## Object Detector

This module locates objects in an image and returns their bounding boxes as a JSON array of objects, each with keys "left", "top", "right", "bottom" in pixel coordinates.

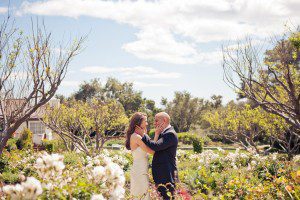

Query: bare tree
[
  {"left": 0, "top": 14, "right": 85, "bottom": 154},
  {"left": 222, "top": 30, "right": 300, "bottom": 136}
]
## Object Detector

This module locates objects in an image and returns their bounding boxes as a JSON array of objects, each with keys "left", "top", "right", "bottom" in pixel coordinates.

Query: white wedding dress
[{"left": 130, "top": 139, "right": 150, "bottom": 200}]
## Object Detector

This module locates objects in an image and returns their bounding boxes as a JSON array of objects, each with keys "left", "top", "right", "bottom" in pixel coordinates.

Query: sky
[{"left": 0, "top": 0, "right": 299, "bottom": 105}]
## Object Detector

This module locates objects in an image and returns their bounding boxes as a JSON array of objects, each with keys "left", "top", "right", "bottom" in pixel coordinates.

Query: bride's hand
[{"left": 155, "top": 124, "right": 164, "bottom": 135}]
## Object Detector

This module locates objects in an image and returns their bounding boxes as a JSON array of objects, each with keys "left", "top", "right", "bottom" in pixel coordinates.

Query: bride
[{"left": 125, "top": 112, "right": 158, "bottom": 200}]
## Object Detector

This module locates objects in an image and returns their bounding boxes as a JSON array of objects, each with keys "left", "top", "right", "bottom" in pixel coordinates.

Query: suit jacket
[{"left": 142, "top": 126, "right": 178, "bottom": 185}]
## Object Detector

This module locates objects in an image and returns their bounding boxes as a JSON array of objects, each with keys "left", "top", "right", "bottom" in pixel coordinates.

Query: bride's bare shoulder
[{"left": 131, "top": 133, "right": 142, "bottom": 140}]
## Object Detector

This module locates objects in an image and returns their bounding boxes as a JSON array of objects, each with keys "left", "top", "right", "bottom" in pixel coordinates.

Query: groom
[{"left": 137, "top": 112, "right": 178, "bottom": 200}]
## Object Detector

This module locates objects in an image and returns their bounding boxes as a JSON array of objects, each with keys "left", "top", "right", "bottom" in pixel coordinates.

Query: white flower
[
  {"left": 35, "top": 152, "right": 65, "bottom": 180},
  {"left": 271, "top": 153, "right": 278, "bottom": 161},
  {"left": 21, "top": 177, "right": 43, "bottom": 200},
  {"left": 247, "top": 164, "right": 252, "bottom": 170},
  {"left": 251, "top": 160, "right": 257, "bottom": 166},
  {"left": 217, "top": 147, "right": 225, "bottom": 153},
  {"left": 293, "top": 155, "right": 300, "bottom": 163},
  {"left": 91, "top": 194, "right": 106, "bottom": 200},
  {"left": 92, "top": 166, "right": 106, "bottom": 183},
  {"left": 2, "top": 177, "right": 42, "bottom": 200},
  {"left": 53, "top": 162, "right": 65, "bottom": 171},
  {"left": 44, "top": 183, "right": 54, "bottom": 190},
  {"left": 110, "top": 186, "right": 125, "bottom": 200},
  {"left": 2, "top": 185, "right": 15, "bottom": 195}
]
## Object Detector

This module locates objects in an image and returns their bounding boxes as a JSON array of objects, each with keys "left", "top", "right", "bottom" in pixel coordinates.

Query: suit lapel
[{"left": 159, "top": 126, "right": 173, "bottom": 139}]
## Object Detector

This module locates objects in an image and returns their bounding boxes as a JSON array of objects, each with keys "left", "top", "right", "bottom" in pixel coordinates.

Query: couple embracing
[{"left": 125, "top": 112, "right": 178, "bottom": 200}]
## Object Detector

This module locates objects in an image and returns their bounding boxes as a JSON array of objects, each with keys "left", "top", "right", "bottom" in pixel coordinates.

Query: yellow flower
[
  {"left": 285, "top": 185, "right": 293, "bottom": 192},
  {"left": 296, "top": 170, "right": 300, "bottom": 178}
]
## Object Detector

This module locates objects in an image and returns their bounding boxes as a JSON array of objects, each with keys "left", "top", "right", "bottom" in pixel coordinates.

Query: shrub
[
  {"left": 201, "top": 136, "right": 211, "bottom": 145},
  {"left": 0, "top": 155, "right": 9, "bottom": 173},
  {"left": 193, "top": 138, "right": 203, "bottom": 153},
  {"left": 16, "top": 128, "right": 33, "bottom": 150},
  {"left": 106, "top": 139, "right": 125, "bottom": 147},
  {"left": 177, "top": 132, "right": 204, "bottom": 153},
  {"left": 6, "top": 138, "right": 18, "bottom": 152},
  {"left": 148, "top": 129, "right": 155, "bottom": 138},
  {"left": 0, "top": 171, "right": 20, "bottom": 184},
  {"left": 178, "top": 132, "right": 193, "bottom": 145},
  {"left": 42, "top": 139, "right": 56, "bottom": 153},
  {"left": 63, "top": 151, "right": 84, "bottom": 166}
]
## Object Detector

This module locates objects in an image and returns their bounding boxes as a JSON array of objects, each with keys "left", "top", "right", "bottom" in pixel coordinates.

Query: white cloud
[
  {"left": 81, "top": 66, "right": 115, "bottom": 73},
  {"left": 61, "top": 80, "right": 80, "bottom": 87},
  {"left": 18, "top": 0, "right": 300, "bottom": 64},
  {"left": 0, "top": 7, "right": 7, "bottom": 14},
  {"left": 80, "top": 66, "right": 181, "bottom": 79},
  {"left": 133, "top": 81, "right": 171, "bottom": 88},
  {"left": 122, "top": 27, "right": 204, "bottom": 64}
]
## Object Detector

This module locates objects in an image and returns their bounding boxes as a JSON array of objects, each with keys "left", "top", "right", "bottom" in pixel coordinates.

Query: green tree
[
  {"left": 43, "top": 99, "right": 128, "bottom": 154},
  {"left": 73, "top": 78, "right": 102, "bottom": 102},
  {"left": 223, "top": 29, "right": 300, "bottom": 135},
  {"left": 102, "top": 77, "right": 144, "bottom": 116},
  {"left": 165, "top": 91, "right": 210, "bottom": 132},
  {"left": 210, "top": 95, "right": 223, "bottom": 109},
  {"left": 72, "top": 78, "right": 150, "bottom": 117},
  {"left": 204, "top": 103, "right": 289, "bottom": 154}
]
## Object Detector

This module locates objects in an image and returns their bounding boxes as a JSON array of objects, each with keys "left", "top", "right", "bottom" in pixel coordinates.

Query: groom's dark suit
[{"left": 142, "top": 126, "right": 178, "bottom": 199}]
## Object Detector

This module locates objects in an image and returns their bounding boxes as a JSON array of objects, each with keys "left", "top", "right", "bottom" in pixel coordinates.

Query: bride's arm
[
  {"left": 134, "top": 135, "right": 154, "bottom": 154},
  {"left": 154, "top": 134, "right": 159, "bottom": 142}
]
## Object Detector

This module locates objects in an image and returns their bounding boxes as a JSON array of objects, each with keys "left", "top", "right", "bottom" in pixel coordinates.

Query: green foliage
[
  {"left": 224, "top": 29, "right": 300, "bottom": 132},
  {"left": 0, "top": 171, "right": 20, "bottom": 184},
  {"left": 103, "top": 78, "right": 144, "bottom": 116},
  {"left": 178, "top": 132, "right": 197, "bottom": 145},
  {"left": 164, "top": 91, "right": 212, "bottom": 132},
  {"left": 63, "top": 151, "right": 84, "bottom": 166},
  {"left": 204, "top": 103, "right": 289, "bottom": 153},
  {"left": 44, "top": 98, "right": 129, "bottom": 153},
  {"left": 177, "top": 132, "right": 204, "bottom": 153},
  {"left": 193, "top": 138, "right": 203, "bottom": 153},
  {"left": 6, "top": 138, "right": 18, "bottom": 152},
  {"left": 74, "top": 78, "right": 102, "bottom": 102},
  {"left": 72, "top": 78, "right": 158, "bottom": 118},
  {"left": 289, "top": 32, "right": 300, "bottom": 50},
  {"left": 178, "top": 150, "right": 300, "bottom": 199},
  {"left": 42, "top": 139, "right": 55, "bottom": 153},
  {"left": 148, "top": 129, "right": 155, "bottom": 138},
  {"left": 16, "top": 128, "right": 33, "bottom": 150},
  {"left": 106, "top": 139, "right": 125, "bottom": 147},
  {"left": 0, "top": 155, "right": 9, "bottom": 173}
]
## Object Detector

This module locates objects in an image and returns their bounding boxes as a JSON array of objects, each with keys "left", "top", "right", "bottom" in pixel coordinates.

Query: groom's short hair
[{"left": 156, "top": 112, "right": 170, "bottom": 124}]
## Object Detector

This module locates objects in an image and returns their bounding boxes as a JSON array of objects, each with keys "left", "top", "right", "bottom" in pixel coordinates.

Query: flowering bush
[
  {"left": 178, "top": 148, "right": 300, "bottom": 199},
  {"left": 2, "top": 177, "right": 42, "bottom": 200},
  {"left": 1, "top": 147, "right": 299, "bottom": 200},
  {"left": 1, "top": 151, "right": 126, "bottom": 200}
]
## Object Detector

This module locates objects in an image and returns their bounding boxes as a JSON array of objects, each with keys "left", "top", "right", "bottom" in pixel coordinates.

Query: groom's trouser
[{"left": 157, "top": 183, "right": 175, "bottom": 200}]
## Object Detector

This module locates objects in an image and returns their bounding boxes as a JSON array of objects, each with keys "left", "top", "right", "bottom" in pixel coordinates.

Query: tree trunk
[{"left": 0, "top": 129, "right": 13, "bottom": 154}]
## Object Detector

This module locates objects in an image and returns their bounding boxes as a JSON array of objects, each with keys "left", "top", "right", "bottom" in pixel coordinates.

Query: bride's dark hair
[{"left": 125, "top": 112, "right": 146, "bottom": 150}]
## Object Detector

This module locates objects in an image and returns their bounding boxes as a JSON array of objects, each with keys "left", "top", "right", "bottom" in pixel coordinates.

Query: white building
[{"left": 2, "top": 99, "right": 60, "bottom": 145}]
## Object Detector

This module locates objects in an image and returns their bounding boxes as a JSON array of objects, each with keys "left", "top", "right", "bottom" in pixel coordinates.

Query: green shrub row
[
  {"left": 148, "top": 130, "right": 204, "bottom": 153},
  {"left": 178, "top": 132, "right": 204, "bottom": 153},
  {"left": 5, "top": 128, "right": 33, "bottom": 152}
]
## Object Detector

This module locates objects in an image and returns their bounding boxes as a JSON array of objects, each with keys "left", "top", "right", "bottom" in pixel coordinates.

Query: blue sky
[{"left": 1, "top": 0, "right": 299, "bottom": 105}]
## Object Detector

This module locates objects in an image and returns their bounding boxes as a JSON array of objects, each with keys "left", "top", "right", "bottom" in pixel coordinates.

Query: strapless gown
[{"left": 130, "top": 146, "right": 150, "bottom": 200}]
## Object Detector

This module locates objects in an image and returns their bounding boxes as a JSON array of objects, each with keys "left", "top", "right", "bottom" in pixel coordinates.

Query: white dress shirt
[{"left": 162, "top": 124, "right": 171, "bottom": 133}]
